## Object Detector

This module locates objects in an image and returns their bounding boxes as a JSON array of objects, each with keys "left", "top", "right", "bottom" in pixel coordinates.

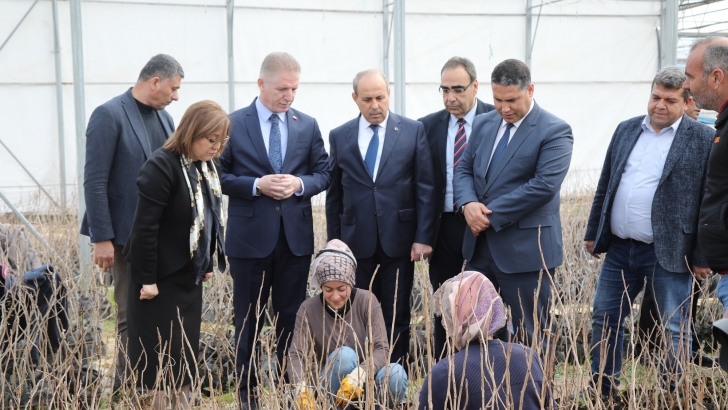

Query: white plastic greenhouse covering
[{"left": 0, "top": 0, "right": 662, "bottom": 210}]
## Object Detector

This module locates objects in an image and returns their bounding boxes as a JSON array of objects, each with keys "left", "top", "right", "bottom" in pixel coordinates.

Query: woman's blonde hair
[{"left": 163, "top": 100, "right": 230, "bottom": 158}]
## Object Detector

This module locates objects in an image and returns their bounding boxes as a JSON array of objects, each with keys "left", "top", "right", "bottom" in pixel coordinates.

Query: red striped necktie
[{"left": 453, "top": 118, "right": 467, "bottom": 211}]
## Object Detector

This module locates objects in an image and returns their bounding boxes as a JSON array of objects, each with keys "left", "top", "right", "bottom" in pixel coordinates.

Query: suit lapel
[
  {"left": 157, "top": 111, "right": 173, "bottom": 137},
  {"left": 121, "top": 90, "right": 152, "bottom": 158},
  {"left": 611, "top": 118, "right": 644, "bottom": 184},
  {"left": 658, "top": 115, "right": 690, "bottom": 188},
  {"left": 244, "top": 101, "right": 275, "bottom": 174},
  {"left": 282, "top": 109, "right": 299, "bottom": 172},
  {"left": 377, "top": 112, "right": 402, "bottom": 176},
  {"left": 435, "top": 111, "right": 450, "bottom": 181},
  {"left": 484, "top": 109, "right": 537, "bottom": 191},
  {"left": 476, "top": 116, "right": 500, "bottom": 181},
  {"left": 346, "top": 117, "right": 369, "bottom": 177}
]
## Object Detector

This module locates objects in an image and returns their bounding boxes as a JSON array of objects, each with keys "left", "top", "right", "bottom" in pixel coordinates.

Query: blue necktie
[
  {"left": 364, "top": 124, "right": 379, "bottom": 179},
  {"left": 487, "top": 122, "right": 514, "bottom": 181},
  {"left": 269, "top": 114, "right": 283, "bottom": 174}
]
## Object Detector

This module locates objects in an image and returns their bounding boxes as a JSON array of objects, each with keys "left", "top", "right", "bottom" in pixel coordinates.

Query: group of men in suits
[{"left": 84, "top": 46, "right": 728, "bottom": 406}]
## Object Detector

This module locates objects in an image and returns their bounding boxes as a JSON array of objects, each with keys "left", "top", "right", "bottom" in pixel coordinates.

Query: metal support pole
[
  {"left": 0, "top": 0, "right": 39, "bottom": 54},
  {"left": 0, "top": 191, "right": 62, "bottom": 263},
  {"left": 226, "top": 0, "right": 235, "bottom": 112},
  {"left": 525, "top": 0, "right": 533, "bottom": 69},
  {"left": 70, "top": 0, "right": 91, "bottom": 275},
  {"left": 660, "top": 0, "right": 679, "bottom": 67},
  {"left": 382, "top": 0, "right": 390, "bottom": 81},
  {"left": 52, "top": 0, "right": 66, "bottom": 210},
  {"left": 0, "top": 139, "right": 60, "bottom": 209},
  {"left": 393, "top": 0, "right": 405, "bottom": 115}
]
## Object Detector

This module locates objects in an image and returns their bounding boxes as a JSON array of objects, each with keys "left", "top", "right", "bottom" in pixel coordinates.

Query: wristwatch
[
  {"left": 458, "top": 203, "right": 470, "bottom": 214},
  {"left": 255, "top": 185, "right": 262, "bottom": 196}
]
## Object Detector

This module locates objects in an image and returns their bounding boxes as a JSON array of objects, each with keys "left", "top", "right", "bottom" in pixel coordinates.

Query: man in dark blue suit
[
  {"left": 80, "top": 54, "right": 183, "bottom": 390},
  {"left": 585, "top": 66, "right": 712, "bottom": 397},
  {"left": 454, "top": 59, "right": 573, "bottom": 347},
  {"left": 220, "top": 52, "right": 330, "bottom": 408},
  {"left": 418, "top": 56, "right": 494, "bottom": 360},
  {"left": 326, "top": 69, "right": 436, "bottom": 365}
]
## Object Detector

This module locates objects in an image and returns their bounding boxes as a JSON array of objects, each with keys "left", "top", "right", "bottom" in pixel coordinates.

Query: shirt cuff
[
  {"left": 252, "top": 177, "right": 260, "bottom": 196},
  {"left": 295, "top": 177, "right": 304, "bottom": 196}
]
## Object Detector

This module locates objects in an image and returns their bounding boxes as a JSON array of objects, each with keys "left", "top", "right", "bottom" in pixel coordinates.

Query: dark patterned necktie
[
  {"left": 364, "top": 124, "right": 379, "bottom": 179},
  {"left": 269, "top": 114, "right": 283, "bottom": 173},
  {"left": 453, "top": 118, "right": 467, "bottom": 169},
  {"left": 488, "top": 122, "right": 514, "bottom": 175}
]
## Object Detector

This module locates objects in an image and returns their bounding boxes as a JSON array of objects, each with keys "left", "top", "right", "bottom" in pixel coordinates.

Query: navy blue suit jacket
[
  {"left": 220, "top": 99, "right": 330, "bottom": 259},
  {"left": 454, "top": 102, "right": 573, "bottom": 273},
  {"left": 326, "top": 112, "right": 436, "bottom": 259},
  {"left": 80, "top": 89, "right": 174, "bottom": 245},
  {"left": 585, "top": 114, "right": 712, "bottom": 272}
]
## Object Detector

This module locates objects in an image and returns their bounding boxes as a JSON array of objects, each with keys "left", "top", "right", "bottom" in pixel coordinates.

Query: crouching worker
[
  {"left": 288, "top": 239, "right": 408, "bottom": 409},
  {"left": 418, "top": 271, "right": 554, "bottom": 410}
]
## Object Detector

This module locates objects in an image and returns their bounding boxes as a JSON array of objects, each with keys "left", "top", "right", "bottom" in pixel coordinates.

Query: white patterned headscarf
[
  {"left": 433, "top": 271, "right": 506, "bottom": 350},
  {"left": 311, "top": 239, "right": 357, "bottom": 288}
]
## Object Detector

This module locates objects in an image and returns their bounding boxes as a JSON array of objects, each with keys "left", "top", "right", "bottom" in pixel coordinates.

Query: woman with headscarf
[
  {"left": 418, "top": 271, "right": 553, "bottom": 410},
  {"left": 288, "top": 239, "right": 408, "bottom": 409},
  {"left": 124, "top": 100, "right": 228, "bottom": 409}
]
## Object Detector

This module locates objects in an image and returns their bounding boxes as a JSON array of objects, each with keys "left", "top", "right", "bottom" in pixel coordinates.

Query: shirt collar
[
  {"left": 359, "top": 111, "right": 389, "bottom": 131},
  {"left": 500, "top": 98, "right": 535, "bottom": 129},
  {"left": 720, "top": 99, "right": 728, "bottom": 114},
  {"left": 255, "top": 97, "right": 287, "bottom": 124},
  {"left": 449, "top": 101, "right": 478, "bottom": 128},
  {"left": 640, "top": 114, "right": 683, "bottom": 134}
]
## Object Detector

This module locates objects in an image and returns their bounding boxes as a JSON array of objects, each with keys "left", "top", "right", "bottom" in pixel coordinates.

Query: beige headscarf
[
  {"left": 433, "top": 271, "right": 506, "bottom": 350},
  {"left": 311, "top": 239, "right": 357, "bottom": 288}
]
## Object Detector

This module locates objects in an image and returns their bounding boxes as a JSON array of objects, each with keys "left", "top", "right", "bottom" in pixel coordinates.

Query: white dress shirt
[
  {"left": 444, "top": 103, "right": 477, "bottom": 212},
  {"left": 489, "top": 99, "right": 535, "bottom": 164},
  {"left": 610, "top": 115, "right": 682, "bottom": 243},
  {"left": 252, "top": 97, "right": 303, "bottom": 196},
  {"left": 358, "top": 113, "right": 389, "bottom": 182}
]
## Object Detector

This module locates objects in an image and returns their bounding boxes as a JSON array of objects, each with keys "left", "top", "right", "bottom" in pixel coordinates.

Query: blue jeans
[
  {"left": 717, "top": 275, "right": 728, "bottom": 315},
  {"left": 322, "top": 347, "right": 408, "bottom": 409},
  {"left": 590, "top": 237, "right": 692, "bottom": 394}
]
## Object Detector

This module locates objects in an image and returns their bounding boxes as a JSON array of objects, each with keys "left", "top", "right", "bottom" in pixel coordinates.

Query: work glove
[
  {"left": 293, "top": 382, "right": 315, "bottom": 410},
  {"left": 335, "top": 366, "right": 366, "bottom": 408}
]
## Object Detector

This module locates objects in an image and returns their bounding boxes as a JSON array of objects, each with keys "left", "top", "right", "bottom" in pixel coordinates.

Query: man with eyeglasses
[
  {"left": 220, "top": 52, "right": 330, "bottom": 410},
  {"left": 418, "top": 56, "right": 494, "bottom": 360},
  {"left": 454, "top": 59, "right": 573, "bottom": 347},
  {"left": 81, "top": 54, "right": 183, "bottom": 396}
]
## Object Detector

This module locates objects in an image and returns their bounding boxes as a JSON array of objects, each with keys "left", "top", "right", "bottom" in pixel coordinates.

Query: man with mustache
[
  {"left": 418, "top": 56, "right": 494, "bottom": 360},
  {"left": 326, "top": 69, "right": 436, "bottom": 366}
]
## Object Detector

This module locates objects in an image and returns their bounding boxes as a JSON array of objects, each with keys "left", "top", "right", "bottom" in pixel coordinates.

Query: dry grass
[{"left": 0, "top": 190, "right": 723, "bottom": 409}]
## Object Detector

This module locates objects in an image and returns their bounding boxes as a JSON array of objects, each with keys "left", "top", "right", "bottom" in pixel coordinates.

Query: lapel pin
[
  {"left": 394, "top": 126, "right": 399, "bottom": 131},
  {"left": 292, "top": 115, "right": 298, "bottom": 121}
]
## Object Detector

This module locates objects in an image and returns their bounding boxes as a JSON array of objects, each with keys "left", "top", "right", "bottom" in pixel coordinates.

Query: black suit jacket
[
  {"left": 418, "top": 99, "right": 495, "bottom": 241},
  {"left": 326, "top": 112, "right": 436, "bottom": 259}
]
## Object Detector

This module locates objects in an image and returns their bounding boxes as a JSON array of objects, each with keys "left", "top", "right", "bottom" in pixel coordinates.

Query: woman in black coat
[{"left": 124, "top": 100, "right": 228, "bottom": 409}]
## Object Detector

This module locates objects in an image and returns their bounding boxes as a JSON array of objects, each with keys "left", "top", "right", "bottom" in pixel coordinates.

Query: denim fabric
[
  {"left": 716, "top": 275, "right": 728, "bottom": 315},
  {"left": 322, "top": 346, "right": 408, "bottom": 409},
  {"left": 590, "top": 237, "right": 692, "bottom": 394}
]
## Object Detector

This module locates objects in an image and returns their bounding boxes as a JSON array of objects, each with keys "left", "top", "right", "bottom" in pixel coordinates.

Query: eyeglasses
[
  {"left": 439, "top": 80, "right": 474, "bottom": 95},
  {"left": 205, "top": 136, "right": 229, "bottom": 147}
]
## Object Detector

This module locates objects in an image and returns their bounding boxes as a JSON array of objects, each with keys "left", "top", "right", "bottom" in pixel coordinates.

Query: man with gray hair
[
  {"left": 418, "top": 56, "right": 494, "bottom": 360},
  {"left": 80, "top": 53, "right": 182, "bottom": 393},
  {"left": 221, "top": 51, "right": 329, "bottom": 409},
  {"left": 684, "top": 37, "right": 728, "bottom": 275},
  {"left": 584, "top": 66, "right": 713, "bottom": 400},
  {"left": 454, "top": 59, "right": 572, "bottom": 348}
]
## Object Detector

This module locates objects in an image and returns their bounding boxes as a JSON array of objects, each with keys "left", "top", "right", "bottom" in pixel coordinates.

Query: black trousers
[
  {"left": 356, "top": 238, "right": 414, "bottom": 365},
  {"left": 229, "top": 225, "right": 311, "bottom": 399},
  {"left": 429, "top": 213, "right": 468, "bottom": 360}
]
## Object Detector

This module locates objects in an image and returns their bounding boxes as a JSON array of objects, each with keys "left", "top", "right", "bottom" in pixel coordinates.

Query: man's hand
[
  {"left": 93, "top": 240, "right": 115, "bottom": 270},
  {"left": 584, "top": 240, "right": 601, "bottom": 259},
  {"left": 140, "top": 284, "right": 159, "bottom": 300},
  {"left": 411, "top": 243, "right": 433, "bottom": 262},
  {"left": 693, "top": 265, "right": 711, "bottom": 281},
  {"left": 202, "top": 272, "right": 213, "bottom": 282},
  {"left": 463, "top": 202, "right": 492, "bottom": 237},
  {"left": 257, "top": 175, "right": 277, "bottom": 198},
  {"left": 269, "top": 174, "right": 302, "bottom": 200}
]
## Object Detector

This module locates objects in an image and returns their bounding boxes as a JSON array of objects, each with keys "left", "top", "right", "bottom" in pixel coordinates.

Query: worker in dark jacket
[{"left": 418, "top": 271, "right": 553, "bottom": 410}]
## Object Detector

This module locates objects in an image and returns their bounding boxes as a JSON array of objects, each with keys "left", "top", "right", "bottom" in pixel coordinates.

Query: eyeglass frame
[
  {"left": 204, "top": 136, "right": 230, "bottom": 147},
  {"left": 438, "top": 80, "right": 475, "bottom": 95}
]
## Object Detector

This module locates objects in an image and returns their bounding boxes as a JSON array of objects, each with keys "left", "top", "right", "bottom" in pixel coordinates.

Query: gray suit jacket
[
  {"left": 454, "top": 102, "right": 573, "bottom": 273},
  {"left": 585, "top": 114, "right": 713, "bottom": 272},
  {"left": 80, "top": 89, "right": 174, "bottom": 246}
]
